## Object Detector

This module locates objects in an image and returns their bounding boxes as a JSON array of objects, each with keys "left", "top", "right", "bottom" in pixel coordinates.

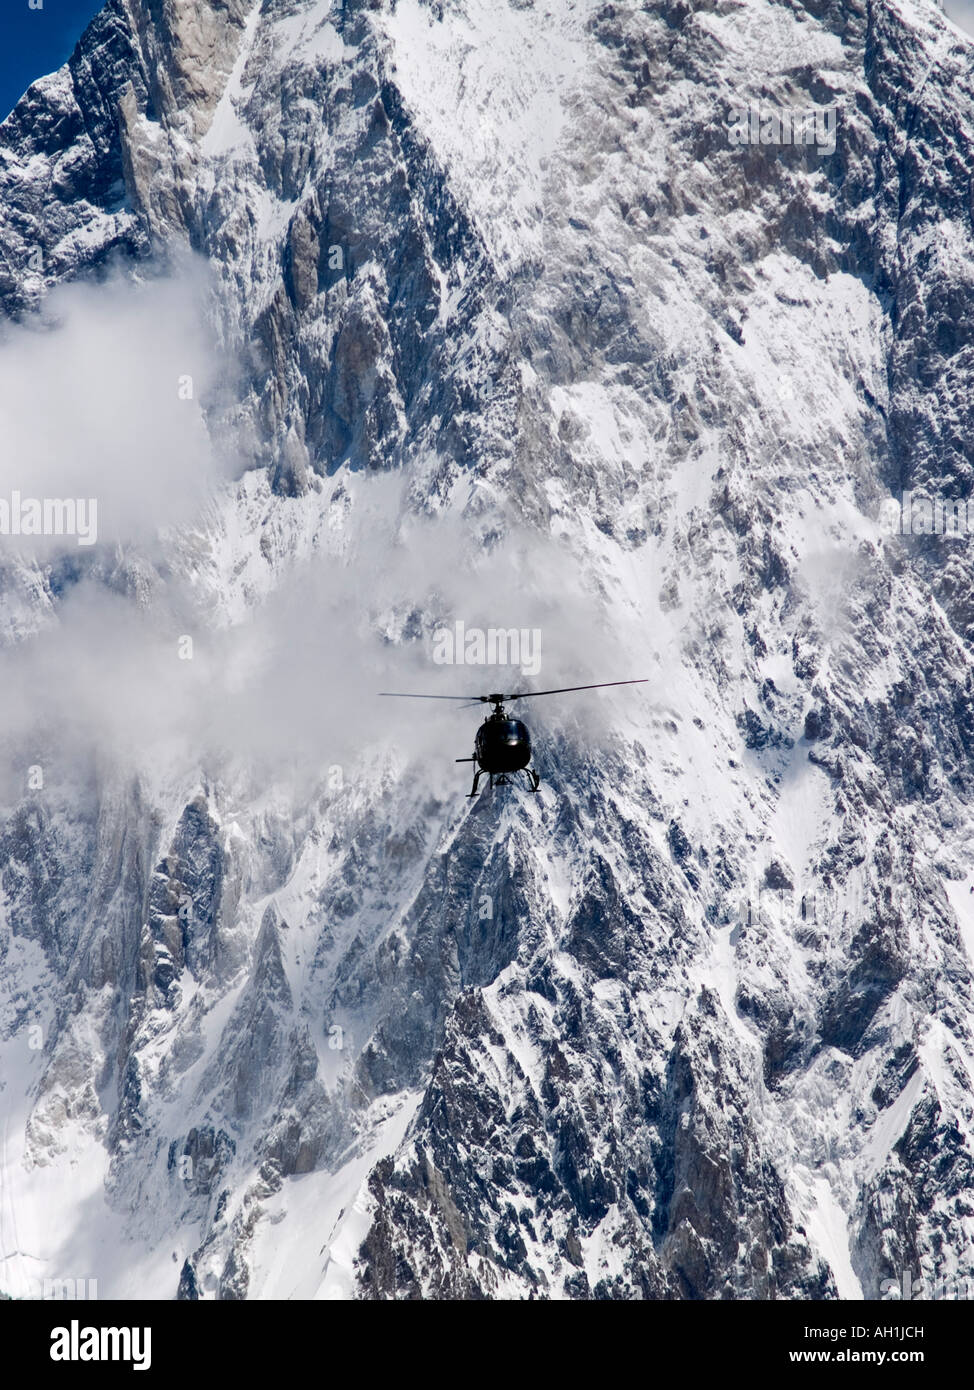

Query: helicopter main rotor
[{"left": 379, "top": 679, "right": 648, "bottom": 709}]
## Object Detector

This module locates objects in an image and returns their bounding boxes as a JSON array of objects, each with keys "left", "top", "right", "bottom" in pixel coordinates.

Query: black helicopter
[{"left": 379, "top": 680, "right": 646, "bottom": 796}]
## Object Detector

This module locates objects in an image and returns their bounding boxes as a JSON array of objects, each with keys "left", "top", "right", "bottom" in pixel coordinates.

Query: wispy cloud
[
  {"left": 0, "top": 491, "right": 650, "bottom": 805},
  {"left": 0, "top": 263, "right": 235, "bottom": 556}
]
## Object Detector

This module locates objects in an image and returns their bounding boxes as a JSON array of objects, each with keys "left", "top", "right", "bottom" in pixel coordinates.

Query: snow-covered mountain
[{"left": 2, "top": 0, "right": 974, "bottom": 1300}]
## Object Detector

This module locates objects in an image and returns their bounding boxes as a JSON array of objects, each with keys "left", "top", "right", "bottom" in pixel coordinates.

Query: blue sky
[{"left": 1, "top": 0, "right": 106, "bottom": 122}]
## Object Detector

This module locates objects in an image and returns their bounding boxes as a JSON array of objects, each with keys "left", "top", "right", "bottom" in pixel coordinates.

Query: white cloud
[
  {"left": 0, "top": 264, "right": 654, "bottom": 808},
  {"left": 0, "top": 262, "right": 236, "bottom": 556},
  {"left": 0, "top": 486, "right": 652, "bottom": 806}
]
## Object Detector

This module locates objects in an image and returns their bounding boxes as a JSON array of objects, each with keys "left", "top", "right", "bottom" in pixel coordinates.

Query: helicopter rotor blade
[
  {"left": 378, "top": 692, "right": 485, "bottom": 701},
  {"left": 504, "top": 679, "right": 648, "bottom": 701},
  {"left": 379, "top": 680, "right": 648, "bottom": 705}
]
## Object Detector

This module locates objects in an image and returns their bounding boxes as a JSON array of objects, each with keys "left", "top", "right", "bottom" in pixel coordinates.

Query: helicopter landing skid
[{"left": 458, "top": 764, "right": 541, "bottom": 797}]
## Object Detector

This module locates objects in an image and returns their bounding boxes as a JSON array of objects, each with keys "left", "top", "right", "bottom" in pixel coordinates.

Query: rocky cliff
[{"left": 1, "top": 0, "right": 974, "bottom": 1300}]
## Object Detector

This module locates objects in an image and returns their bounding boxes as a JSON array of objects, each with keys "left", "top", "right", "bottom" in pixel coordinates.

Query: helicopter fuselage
[{"left": 474, "top": 712, "right": 532, "bottom": 774}]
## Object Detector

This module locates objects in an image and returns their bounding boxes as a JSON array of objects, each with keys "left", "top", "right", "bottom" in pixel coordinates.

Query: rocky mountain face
[{"left": 2, "top": 0, "right": 974, "bottom": 1300}]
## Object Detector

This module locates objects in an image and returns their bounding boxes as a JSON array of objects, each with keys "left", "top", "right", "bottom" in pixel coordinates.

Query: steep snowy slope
[{"left": 1, "top": 0, "right": 974, "bottom": 1300}]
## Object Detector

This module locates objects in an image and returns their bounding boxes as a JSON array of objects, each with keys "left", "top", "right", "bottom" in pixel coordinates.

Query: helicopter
[{"left": 379, "top": 680, "right": 647, "bottom": 796}]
